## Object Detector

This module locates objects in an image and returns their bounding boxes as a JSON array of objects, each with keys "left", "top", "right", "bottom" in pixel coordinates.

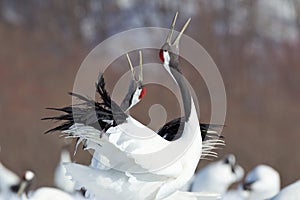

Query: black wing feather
[
  {"left": 43, "top": 74, "right": 127, "bottom": 133},
  {"left": 157, "top": 117, "right": 224, "bottom": 141}
]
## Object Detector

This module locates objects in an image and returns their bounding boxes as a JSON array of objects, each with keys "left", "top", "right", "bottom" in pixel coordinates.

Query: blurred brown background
[{"left": 0, "top": 0, "right": 299, "bottom": 190}]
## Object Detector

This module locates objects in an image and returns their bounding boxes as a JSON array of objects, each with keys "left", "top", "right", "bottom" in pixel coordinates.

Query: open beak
[
  {"left": 165, "top": 12, "right": 191, "bottom": 48},
  {"left": 126, "top": 51, "right": 143, "bottom": 83}
]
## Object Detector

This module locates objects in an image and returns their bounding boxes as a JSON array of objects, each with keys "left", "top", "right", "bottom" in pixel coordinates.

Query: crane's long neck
[
  {"left": 120, "top": 80, "right": 134, "bottom": 111},
  {"left": 166, "top": 62, "right": 192, "bottom": 122}
]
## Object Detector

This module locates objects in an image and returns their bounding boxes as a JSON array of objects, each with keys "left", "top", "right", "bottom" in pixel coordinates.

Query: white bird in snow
[
  {"left": 222, "top": 164, "right": 280, "bottom": 200},
  {"left": 46, "top": 12, "right": 220, "bottom": 200},
  {"left": 54, "top": 149, "right": 76, "bottom": 193},
  {"left": 190, "top": 154, "right": 244, "bottom": 195},
  {"left": 0, "top": 162, "right": 20, "bottom": 199},
  {"left": 13, "top": 170, "right": 75, "bottom": 200},
  {"left": 0, "top": 170, "right": 35, "bottom": 200},
  {"left": 270, "top": 179, "right": 300, "bottom": 200}
]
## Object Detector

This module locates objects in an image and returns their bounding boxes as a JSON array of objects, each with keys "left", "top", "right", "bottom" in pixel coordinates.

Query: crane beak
[
  {"left": 166, "top": 12, "right": 178, "bottom": 45},
  {"left": 139, "top": 50, "right": 143, "bottom": 82},
  {"left": 126, "top": 53, "right": 136, "bottom": 80},
  {"left": 126, "top": 52, "right": 143, "bottom": 83},
  {"left": 173, "top": 17, "right": 191, "bottom": 48}
]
